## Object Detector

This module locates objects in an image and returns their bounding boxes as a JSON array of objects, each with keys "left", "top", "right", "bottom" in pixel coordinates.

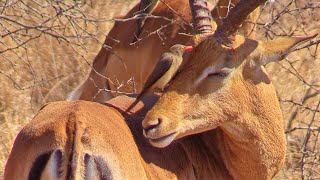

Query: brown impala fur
[
  {"left": 5, "top": 35, "right": 313, "bottom": 179},
  {"left": 68, "top": 0, "right": 258, "bottom": 103},
  {"left": 5, "top": 98, "right": 233, "bottom": 179},
  {"left": 142, "top": 34, "right": 315, "bottom": 179}
]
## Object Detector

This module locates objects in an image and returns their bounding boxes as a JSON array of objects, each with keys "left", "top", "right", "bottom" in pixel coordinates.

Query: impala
[
  {"left": 5, "top": 0, "right": 315, "bottom": 179},
  {"left": 68, "top": 0, "right": 259, "bottom": 103}
]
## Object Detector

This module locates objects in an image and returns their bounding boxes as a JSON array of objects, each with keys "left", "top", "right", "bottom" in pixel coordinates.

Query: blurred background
[{"left": 0, "top": 0, "right": 319, "bottom": 179}]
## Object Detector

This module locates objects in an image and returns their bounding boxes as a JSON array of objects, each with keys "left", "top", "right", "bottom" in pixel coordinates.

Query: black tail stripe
[
  {"left": 28, "top": 151, "right": 52, "bottom": 180},
  {"left": 28, "top": 149, "right": 63, "bottom": 180}
]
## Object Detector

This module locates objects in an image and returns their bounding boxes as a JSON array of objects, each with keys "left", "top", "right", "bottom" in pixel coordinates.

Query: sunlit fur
[
  {"left": 5, "top": 98, "right": 235, "bottom": 179},
  {"left": 143, "top": 34, "right": 312, "bottom": 179},
  {"left": 5, "top": 100, "right": 147, "bottom": 179}
]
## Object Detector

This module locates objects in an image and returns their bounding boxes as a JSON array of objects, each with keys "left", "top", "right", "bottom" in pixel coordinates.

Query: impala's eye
[
  {"left": 207, "top": 68, "right": 231, "bottom": 78},
  {"left": 209, "top": 72, "right": 227, "bottom": 77}
]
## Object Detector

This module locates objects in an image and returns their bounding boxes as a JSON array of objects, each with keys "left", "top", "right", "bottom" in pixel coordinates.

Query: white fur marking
[
  {"left": 85, "top": 155, "right": 100, "bottom": 179},
  {"left": 194, "top": 66, "right": 216, "bottom": 86},
  {"left": 40, "top": 151, "right": 60, "bottom": 180}
]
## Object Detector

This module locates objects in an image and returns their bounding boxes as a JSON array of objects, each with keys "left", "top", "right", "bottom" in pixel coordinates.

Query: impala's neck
[
  {"left": 178, "top": 130, "right": 233, "bottom": 179},
  {"left": 179, "top": 113, "right": 285, "bottom": 180},
  {"left": 216, "top": 122, "right": 284, "bottom": 179},
  {"left": 206, "top": 84, "right": 286, "bottom": 179}
]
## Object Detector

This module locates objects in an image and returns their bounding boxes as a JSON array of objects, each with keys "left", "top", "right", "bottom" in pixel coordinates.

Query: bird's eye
[{"left": 207, "top": 68, "right": 231, "bottom": 78}]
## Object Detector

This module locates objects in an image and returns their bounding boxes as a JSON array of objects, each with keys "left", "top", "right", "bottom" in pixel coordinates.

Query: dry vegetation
[{"left": 0, "top": 0, "right": 319, "bottom": 179}]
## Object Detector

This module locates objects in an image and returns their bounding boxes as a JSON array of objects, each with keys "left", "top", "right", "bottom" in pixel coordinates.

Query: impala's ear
[{"left": 253, "top": 34, "right": 317, "bottom": 65}]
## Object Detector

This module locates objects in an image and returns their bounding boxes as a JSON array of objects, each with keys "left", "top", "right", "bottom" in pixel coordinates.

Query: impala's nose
[{"left": 142, "top": 117, "right": 162, "bottom": 135}]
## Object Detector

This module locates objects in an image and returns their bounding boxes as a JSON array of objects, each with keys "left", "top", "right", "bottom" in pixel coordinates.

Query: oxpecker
[{"left": 126, "top": 44, "right": 193, "bottom": 112}]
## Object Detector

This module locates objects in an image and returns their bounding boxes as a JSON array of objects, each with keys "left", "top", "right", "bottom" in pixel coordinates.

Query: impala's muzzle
[{"left": 142, "top": 114, "right": 178, "bottom": 148}]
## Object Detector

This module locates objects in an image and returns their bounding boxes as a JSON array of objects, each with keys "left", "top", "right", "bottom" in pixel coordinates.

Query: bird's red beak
[{"left": 184, "top": 46, "right": 193, "bottom": 52}]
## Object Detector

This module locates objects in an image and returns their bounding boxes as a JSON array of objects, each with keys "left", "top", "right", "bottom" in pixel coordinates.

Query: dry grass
[{"left": 0, "top": 0, "right": 319, "bottom": 179}]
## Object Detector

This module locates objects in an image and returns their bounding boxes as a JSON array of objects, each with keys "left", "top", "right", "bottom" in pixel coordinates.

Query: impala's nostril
[
  {"left": 157, "top": 117, "right": 163, "bottom": 125},
  {"left": 144, "top": 118, "right": 161, "bottom": 133}
]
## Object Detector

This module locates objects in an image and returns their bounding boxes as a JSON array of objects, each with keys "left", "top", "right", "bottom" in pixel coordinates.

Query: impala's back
[{"left": 4, "top": 101, "right": 147, "bottom": 180}]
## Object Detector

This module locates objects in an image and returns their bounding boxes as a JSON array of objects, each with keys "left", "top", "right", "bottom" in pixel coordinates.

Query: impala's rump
[{"left": 4, "top": 101, "right": 147, "bottom": 180}]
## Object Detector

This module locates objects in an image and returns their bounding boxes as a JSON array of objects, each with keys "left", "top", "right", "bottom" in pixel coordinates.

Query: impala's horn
[
  {"left": 189, "top": 0, "right": 214, "bottom": 34},
  {"left": 213, "top": 0, "right": 266, "bottom": 46}
]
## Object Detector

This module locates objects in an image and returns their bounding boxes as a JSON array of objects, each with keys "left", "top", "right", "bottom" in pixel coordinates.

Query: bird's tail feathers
[
  {"left": 125, "top": 98, "right": 141, "bottom": 113},
  {"left": 125, "top": 90, "right": 146, "bottom": 113}
]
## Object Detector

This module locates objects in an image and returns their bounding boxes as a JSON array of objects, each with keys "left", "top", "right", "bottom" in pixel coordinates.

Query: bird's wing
[
  {"left": 126, "top": 53, "right": 172, "bottom": 112},
  {"left": 126, "top": 53, "right": 173, "bottom": 112},
  {"left": 143, "top": 53, "right": 173, "bottom": 91}
]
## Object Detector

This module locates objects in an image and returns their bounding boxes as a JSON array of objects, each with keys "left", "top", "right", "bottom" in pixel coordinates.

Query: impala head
[{"left": 142, "top": 0, "right": 316, "bottom": 148}]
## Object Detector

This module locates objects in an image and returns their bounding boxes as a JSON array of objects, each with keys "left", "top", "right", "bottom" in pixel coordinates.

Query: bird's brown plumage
[{"left": 126, "top": 44, "right": 192, "bottom": 112}]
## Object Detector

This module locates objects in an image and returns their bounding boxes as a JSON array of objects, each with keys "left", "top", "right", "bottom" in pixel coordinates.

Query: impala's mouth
[{"left": 148, "top": 132, "right": 177, "bottom": 148}]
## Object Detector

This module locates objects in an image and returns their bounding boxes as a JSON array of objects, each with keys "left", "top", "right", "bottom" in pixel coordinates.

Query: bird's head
[{"left": 169, "top": 44, "right": 193, "bottom": 56}]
